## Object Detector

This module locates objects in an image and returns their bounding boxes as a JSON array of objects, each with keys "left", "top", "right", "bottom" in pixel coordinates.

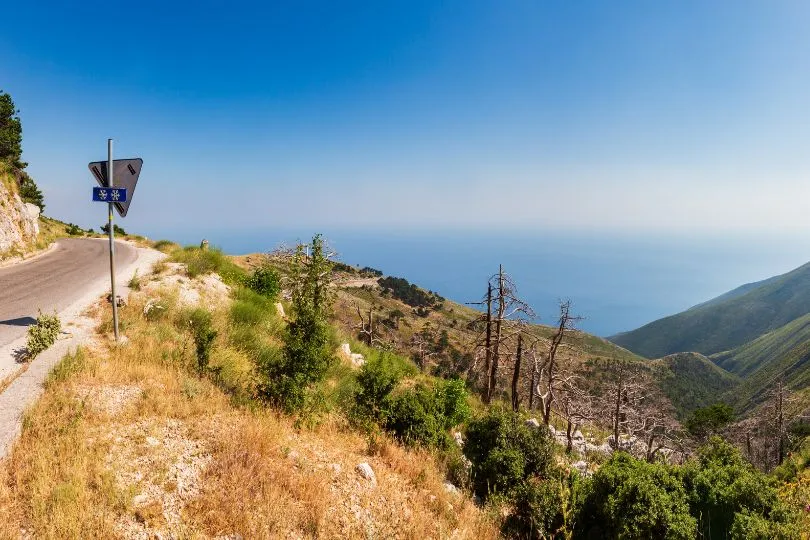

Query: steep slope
[
  {"left": 0, "top": 163, "right": 39, "bottom": 256},
  {"left": 609, "top": 260, "right": 810, "bottom": 358},
  {"left": 706, "top": 314, "right": 810, "bottom": 411},
  {"left": 650, "top": 352, "right": 739, "bottom": 419}
]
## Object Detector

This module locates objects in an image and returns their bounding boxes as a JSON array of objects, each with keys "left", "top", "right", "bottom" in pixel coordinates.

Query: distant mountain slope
[
  {"left": 711, "top": 313, "right": 810, "bottom": 377},
  {"left": 609, "top": 261, "right": 810, "bottom": 358},
  {"left": 650, "top": 352, "right": 740, "bottom": 419},
  {"left": 707, "top": 314, "right": 810, "bottom": 411}
]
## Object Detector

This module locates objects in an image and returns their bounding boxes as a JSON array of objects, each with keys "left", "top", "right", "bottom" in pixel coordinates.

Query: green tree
[
  {"left": 258, "top": 235, "right": 334, "bottom": 412},
  {"left": 685, "top": 402, "right": 734, "bottom": 439},
  {"left": 19, "top": 171, "right": 44, "bottom": 211},
  {"left": 0, "top": 91, "right": 24, "bottom": 168}
]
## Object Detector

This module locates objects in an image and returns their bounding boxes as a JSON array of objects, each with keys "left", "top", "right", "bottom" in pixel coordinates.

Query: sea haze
[{"left": 148, "top": 228, "right": 810, "bottom": 337}]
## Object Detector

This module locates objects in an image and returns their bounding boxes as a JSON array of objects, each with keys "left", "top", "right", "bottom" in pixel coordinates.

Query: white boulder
[{"left": 355, "top": 462, "right": 377, "bottom": 485}]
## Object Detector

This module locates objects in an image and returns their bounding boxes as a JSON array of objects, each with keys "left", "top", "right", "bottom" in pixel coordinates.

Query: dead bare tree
[
  {"left": 354, "top": 303, "right": 381, "bottom": 347},
  {"left": 533, "top": 300, "right": 582, "bottom": 425},
  {"left": 554, "top": 373, "right": 595, "bottom": 453},
  {"left": 468, "top": 265, "right": 533, "bottom": 404},
  {"left": 511, "top": 332, "right": 524, "bottom": 412}
]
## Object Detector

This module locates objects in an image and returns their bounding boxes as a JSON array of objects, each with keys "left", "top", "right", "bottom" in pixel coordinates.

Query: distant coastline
[{"left": 148, "top": 228, "right": 810, "bottom": 337}]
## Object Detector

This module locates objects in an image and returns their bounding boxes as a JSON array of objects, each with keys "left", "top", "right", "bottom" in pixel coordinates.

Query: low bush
[
  {"left": 502, "top": 476, "right": 568, "bottom": 540},
  {"left": 128, "top": 270, "right": 141, "bottom": 291},
  {"left": 464, "top": 407, "right": 555, "bottom": 501},
  {"left": 246, "top": 265, "right": 281, "bottom": 299},
  {"left": 575, "top": 453, "right": 696, "bottom": 539},
  {"left": 26, "top": 311, "right": 61, "bottom": 359},
  {"left": 680, "top": 437, "right": 800, "bottom": 539},
  {"left": 152, "top": 239, "right": 178, "bottom": 252},
  {"left": 172, "top": 246, "right": 246, "bottom": 285},
  {"left": 186, "top": 308, "right": 217, "bottom": 374}
]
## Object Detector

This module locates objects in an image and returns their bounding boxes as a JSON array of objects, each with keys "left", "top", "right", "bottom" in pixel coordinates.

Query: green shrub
[
  {"left": 502, "top": 476, "right": 567, "bottom": 539},
  {"left": 680, "top": 437, "right": 799, "bottom": 539},
  {"left": 730, "top": 510, "right": 801, "bottom": 539},
  {"left": 187, "top": 308, "right": 217, "bottom": 374},
  {"left": 354, "top": 353, "right": 406, "bottom": 423},
  {"left": 385, "top": 385, "right": 449, "bottom": 448},
  {"left": 685, "top": 403, "right": 734, "bottom": 439},
  {"left": 65, "top": 223, "right": 83, "bottom": 236},
  {"left": 575, "top": 453, "right": 696, "bottom": 539},
  {"left": 246, "top": 265, "right": 281, "bottom": 299},
  {"left": 26, "top": 310, "right": 61, "bottom": 359},
  {"left": 171, "top": 246, "right": 246, "bottom": 285},
  {"left": 128, "top": 270, "right": 141, "bottom": 291},
  {"left": 152, "top": 239, "right": 177, "bottom": 252},
  {"left": 464, "top": 408, "right": 555, "bottom": 501},
  {"left": 258, "top": 235, "right": 334, "bottom": 412}
]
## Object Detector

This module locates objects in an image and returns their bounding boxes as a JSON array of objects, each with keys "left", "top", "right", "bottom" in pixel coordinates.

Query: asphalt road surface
[{"left": 0, "top": 238, "right": 136, "bottom": 349}]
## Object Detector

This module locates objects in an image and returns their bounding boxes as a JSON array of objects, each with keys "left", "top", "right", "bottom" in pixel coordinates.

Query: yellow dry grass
[{"left": 0, "top": 288, "right": 498, "bottom": 539}]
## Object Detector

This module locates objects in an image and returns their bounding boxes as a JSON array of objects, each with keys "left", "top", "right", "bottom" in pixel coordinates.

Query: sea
[{"left": 144, "top": 227, "right": 810, "bottom": 337}]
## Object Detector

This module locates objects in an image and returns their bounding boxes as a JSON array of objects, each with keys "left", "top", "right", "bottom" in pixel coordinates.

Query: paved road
[{"left": 0, "top": 238, "right": 136, "bottom": 349}]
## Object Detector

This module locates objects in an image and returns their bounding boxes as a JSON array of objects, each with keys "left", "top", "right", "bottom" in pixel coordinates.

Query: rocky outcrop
[{"left": 0, "top": 173, "right": 39, "bottom": 255}]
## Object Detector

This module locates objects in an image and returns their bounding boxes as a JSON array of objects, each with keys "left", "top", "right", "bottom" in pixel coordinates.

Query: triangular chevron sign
[{"left": 88, "top": 158, "right": 143, "bottom": 217}]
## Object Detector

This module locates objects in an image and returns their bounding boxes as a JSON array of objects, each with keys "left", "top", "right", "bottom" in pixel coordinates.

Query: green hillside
[
  {"left": 705, "top": 314, "right": 810, "bottom": 411},
  {"left": 650, "top": 352, "right": 740, "bottom": 419},
  {"left": 609, "top": 261, "right": 810, "bottom": 358}
]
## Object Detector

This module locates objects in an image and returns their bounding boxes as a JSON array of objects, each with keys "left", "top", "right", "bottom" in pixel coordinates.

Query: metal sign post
[
  {"left": 89, "top": 147, "right": 143, "bottom": 342},
  {"left": 107, "top": 139, "right": 120, "bottom": 341}
]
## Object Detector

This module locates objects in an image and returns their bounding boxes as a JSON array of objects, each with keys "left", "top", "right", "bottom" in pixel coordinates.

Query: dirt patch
[
  {"left": 74, "top": 384, "right": 143, "bottom": 416},
  {"left": 102, "top": 418, "right": 211, "bottom": 539}
]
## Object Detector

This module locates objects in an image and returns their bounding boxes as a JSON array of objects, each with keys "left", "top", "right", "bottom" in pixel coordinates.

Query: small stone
[
  {"left": 525, "top": 418, "right": 540, "bottom": 429},
  {"left": 573, "top": 430, "right": 584, "bottom": 441},
  {"left": 132, "top": 493, "right": 149, "bottom": 506},
  {"left": 355, "top": 462, "right": 377, "bottom": 485},
  {"left": 453, "top": 431, "right": 464, "bottom": 447},
  {"left": 145, "top": 436, "right": 160, "bottom": 447},
  {"left": 329, "top": 463, "right": 342, "bottom": 474},
  {"left": 443, "top": 481, "right": 460, "bottom": 496}
]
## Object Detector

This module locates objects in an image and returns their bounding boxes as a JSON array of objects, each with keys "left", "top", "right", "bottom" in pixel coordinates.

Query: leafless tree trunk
[
  {"left": 511, "top": 333, "right": 523, "bottom": 412},
  {"left": 354, "top": 304, "right": 377, "bottom": 346},
  {"left": 484, "top": 282, "right": 493, "bottom": 402},
  {"left": 488, "top": 265, "right": 507, "bottom": 403},
  {"left": 534, "top": 300, "right": 582, "bottom": 426},
  {"left": 468, "top": 265, "right": 533, "bottom": 404}
]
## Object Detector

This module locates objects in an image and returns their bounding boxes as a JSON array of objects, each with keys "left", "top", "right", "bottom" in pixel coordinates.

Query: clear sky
[{"left": 4, "top": 1, "right": 810, "bottom": 237}]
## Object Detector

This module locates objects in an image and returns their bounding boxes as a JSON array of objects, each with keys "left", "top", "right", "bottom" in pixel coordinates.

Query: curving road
[{"left": 0, "top": 238, "right": 137, "bottom": 350}]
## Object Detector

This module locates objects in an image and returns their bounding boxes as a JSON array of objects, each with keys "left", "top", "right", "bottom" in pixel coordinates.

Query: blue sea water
[{"left": 144, "top": 227, "right": 810, "bottom": 337}]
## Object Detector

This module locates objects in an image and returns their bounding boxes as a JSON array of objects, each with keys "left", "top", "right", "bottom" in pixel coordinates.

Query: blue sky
[{"left": 4, "top": 1, "right": 810, "bottom": 238}]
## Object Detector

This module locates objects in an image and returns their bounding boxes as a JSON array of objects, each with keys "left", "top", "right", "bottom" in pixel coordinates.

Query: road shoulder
[{"left": 0, "top": 243, "right": 165, "bottom": 458}]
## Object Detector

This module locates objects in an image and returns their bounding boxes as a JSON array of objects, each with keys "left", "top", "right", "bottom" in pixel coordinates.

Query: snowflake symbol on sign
[
  {"left": 99, "top": 189, "right": 108, "bottom": 200},
  {"left": 111, "top": 190, "right": 120, "bottom": 201}
]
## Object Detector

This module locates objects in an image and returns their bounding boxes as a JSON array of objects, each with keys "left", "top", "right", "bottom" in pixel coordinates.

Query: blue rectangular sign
[{"left": 92, "top": 187, "right": 128, "bottom": 203}]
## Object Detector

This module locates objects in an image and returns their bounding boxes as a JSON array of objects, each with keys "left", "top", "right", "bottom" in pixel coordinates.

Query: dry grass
[{"left": 0, "top": 276, "right": 498, "bottom": 539}]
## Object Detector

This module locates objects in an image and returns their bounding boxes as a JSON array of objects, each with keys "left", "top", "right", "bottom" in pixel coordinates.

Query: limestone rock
[
  {"left": 0, "top": 176, "right": 39, "bottom": 255},
  {"left": 443, "top": 482, "right": 460, "bottom": 496},
  {"left": 525, "top": 418, "right": 540, "bottom": 429},
  {"left": 355, "top": 462, "right": 377, "bottom": 485}
]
